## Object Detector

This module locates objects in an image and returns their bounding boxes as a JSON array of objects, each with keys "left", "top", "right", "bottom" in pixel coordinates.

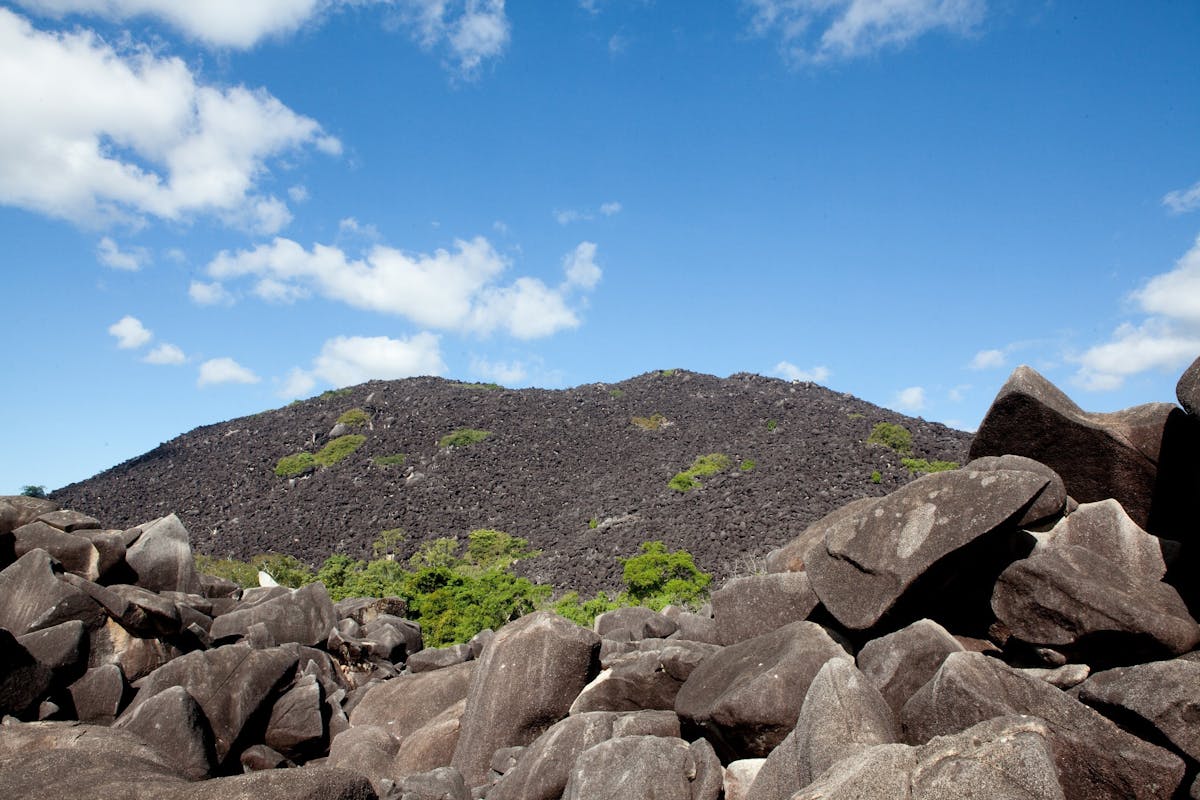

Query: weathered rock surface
[
  {"left": 125, "top": 514, "right": 202, "bottom": 594},
  {"left": 561, "top": 735, "right": 701, "bottom": 800},
  {"left": 451, "top": 611, "right": 600, "bottom": 786},
  {"left": 113, "top": 684, "right": 216, "bottom": 780},
  {"left": 1073, "top": 658, "right": 1200, "bottom": 765},
  {"left": 855, "top": 618, "right": 964, "bottom": 717},
  {"left": 1179, "top": 355, "right": 1200, "bottom": 417},
  {"left": 675, "top": 620, "right": 850, "bottom": 759},
  {"left": 747, "top": 658, "right": 897, "bottom": 800},
  {"left": 0, "top": 548, "right": 100, "bottom": 635},
  {"left": 901, "top": 651, "right": 1184, "bottom": 799},
  {"left": 390, "top": 697, "right": 465, "bottom": 778},
  {"left": 793, "top": 715, "right": 1066, "bottom": 800},
  {"left": 488, "top": 711, "right": 619, "bottom": 800},
  {"left": 209, "top": 582, "right": 336, "bottom": 648},
  {"left": 711, "top": 572, "right": 819, "bottom": 645},
  {"left": 349, "top": 661, "right": 474, "bottom": 740},
  {"left": 805, "top": 467, "right": 1046, "bottom": 631},
  {"left": 970, "top": 365, "right": 1200, "bottom": 539}
]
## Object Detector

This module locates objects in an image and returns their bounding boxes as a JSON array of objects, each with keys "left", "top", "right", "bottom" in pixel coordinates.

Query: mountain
[{"left": 52, "top": 370, "right": 971, "bottom": 595}]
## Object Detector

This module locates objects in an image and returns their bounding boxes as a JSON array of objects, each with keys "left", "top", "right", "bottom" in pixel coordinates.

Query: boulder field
[{"left": 2, "top": 357, "right": 1199, "bottom": 799}]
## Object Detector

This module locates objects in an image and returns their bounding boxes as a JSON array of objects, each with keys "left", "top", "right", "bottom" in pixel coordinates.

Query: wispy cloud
[
  {"left": 108, "top": 315, "right": 152, "bottom": 349},
  {"left": 97, "top": 237, "right": 149, "bottom": 271},
  {"left": 1163, "top": 180, "right": 1200, "bottom": 215},
  {"left": 555, "top": 200, "right": 623, "bottom": 225},
  {"left": 744, "top": 0, "right": 986, "bottom": 65},
  {"left": 775, "top": 361, "right": 831, "bottom": 383},
  {"left": 143, "top": 343, "right": 186, "bottom": 365},
  {"left": 189, "top": 280, "right": 234, "bottom": 306},
  {"left": 470, "top": 355, "right": 526, "bottom": 385},
  {"left": 1074, "top": 234, "right": 1200, "bottom": 390},
  {"left": 198, "top": 357, "right": 260, "bottom": 387},
  {"left": 968, "top": 348, "right": 1005, "bottom": 370}
]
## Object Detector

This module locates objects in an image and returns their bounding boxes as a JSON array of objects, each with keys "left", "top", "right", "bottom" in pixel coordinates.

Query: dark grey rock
[
  {"left": 13, "top": 522, "right": 100, "bottom": 580},
  {"left": 68, "top": 664, "right": 129, "bottom": 724},
  {"left": 965, "top": 454, "right": 1068, "bottom": 527},
  {"left": 407, "top": 643, "right": 472, "bottom": 673},
  {"left": 125, "top": 514, "right": 202, "bottom": 594},
  {"left": 350, "top": 661, "right": 474, "bottom": 741},
  {"left": 0, "top": 549, "right": 102, "bottom": 636},
  {"left": 766, "top": 498, "right": 876, "bottom": 573},
  {"left": 0, "top": 628, "right": 53, "bottom": 718},
  {"left": 399, "top": 767, "right": 469, "bottom": 800},
  {"left": 711, "top": 572, "right": 819, "bottom": 645},
  {"left": 856, "top": 618, "right": 964, "bottom": 717},
  {"left": 674, "top": 620, "right": 850, "bottom": 759},
  {"left": 18, "top": 619, "right": 87, "bottom": 680},
  {"left": 748, "top": 658, "right": 897, "bottom": 800},
  {"left": 594, "top": 606, "right": 677, "bottom": 640},
  {"left": 806, "top": 468, "right": 1047, "bottom": 631},
  {"left": 901, "top": 651, "right": 1184, "bottom": 799},
  {"left": 239, "top": 743, "right": 289, "bottom": 771},
  {"left": 1178, "top": 355, "right": 1200, "bottom": 417},
  {"left": 114, "top": 684, "right": 216, "bottom": 780},
  {"left": 210, "top": 582, "right": 336, "bottom": 648},
  {"left": 328, "top": 724, "right": 398, "bottom": 792},
  {"left": 265, "top": 674, "right": 326, "bottom": 760},
  {"left": 390, "top": 697, "right": 465, "bottom": 778},
  {"left": 451, "top": 611, "right": 601, "bottom": 786},
  {"left": 611, "top": 709, "right": 680, "bottom": 738},
  {"left": 487, "top": 712, "right": 619, "bottom": 800},
  {"left": 562, "top": 735, "right": 697, "bottom": 800}
]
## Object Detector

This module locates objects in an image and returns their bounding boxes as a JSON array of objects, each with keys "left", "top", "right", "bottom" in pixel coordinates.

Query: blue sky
[{"left": 2, "top": 1, "right": 1199, "bottom": 495}]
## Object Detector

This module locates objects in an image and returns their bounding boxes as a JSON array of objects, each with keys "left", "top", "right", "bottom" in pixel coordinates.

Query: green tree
[
  {"left": 620, "top": 540, "right": 712, "bottom": 610},
  {"left": 19, "top": 485, "right": 47, "bottom": 498}
]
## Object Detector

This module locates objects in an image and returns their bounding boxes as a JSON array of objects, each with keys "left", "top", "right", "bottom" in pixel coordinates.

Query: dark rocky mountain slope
[{"left": 53, "top": 370, "right": 970, "bottom": 595}]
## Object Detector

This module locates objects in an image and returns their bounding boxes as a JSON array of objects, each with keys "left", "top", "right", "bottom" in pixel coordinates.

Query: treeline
[{"left": 196, "top": 530, "right": 712, "bottom": 647}]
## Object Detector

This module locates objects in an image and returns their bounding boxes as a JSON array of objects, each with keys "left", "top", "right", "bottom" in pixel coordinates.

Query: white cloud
[
  {"left": 775, "top": 361, "right": 831, "bottom": 383},
  {"left": 279, "top": 367, "right": 318, "bottom": 399},
  {"left": 0, "top": 8, "right": 339, "bottom": 228},
  {"left": 893, "top": 385, "right": 927, "bottom": 412},
  {"left": 236, "top": 195, "right": 293, "bottom": 236},
  {"left": 600, "top": 201, "right": 622, "bottom": 216},
  {"left": 280, "top": 333, "right": 447, "bottom": 397},
  {"left": 968, "top": 348, "right": 1005, "bottom": 370},
  {"left": 108, "top": 315, "right": 152, "bottom": 349},
  {"left": 563, "top": 241, "right": 601, "bottom": 290},
  {"left": 189, "top": 280, "right": 233, "bottom": 305},
  {"left": 14, "top": 0, "right": 325, "bottom": 48},
  {"left": 1163, "top": 180, "right": 1200, "bottom": 215},
  {"left": 1074, "top": 235, "right": 1200, "bottom": 390},
  {"left": 143, "top": 342, "right": 185, "bottom": 364},
  {"left": 253, "top": 277, "right": 309, "bottom": 304},
  {"left": 470, "top": 355, "right": 526, "bottom": 385},
  {"left": 205, "top": 236, "right": 601, "bottom": 340},
  {"left": 198, "top": 356, "right": 260, "bottom": 387},
  {"left": 388, "top": 0, "right": 510, "bottom": 78},
  {"left": 288, "top": 184, "right": 310, "bottom": 203},
  {"left": 96, "top": 236, "right": 149, "bottom": 271},
  {"left": 744, "top": 0, "right": 985, "bottom": 65}
]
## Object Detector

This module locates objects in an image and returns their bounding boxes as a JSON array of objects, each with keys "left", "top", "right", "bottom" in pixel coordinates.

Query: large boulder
[
  {"left": 991, "top": 541, "right": 1199, "bottom": 665},
  {"left": 127, "top": 643, "right": 298, "bottom": 765},
  {"left": 765, "top": 498, "right": 876, "bottom": 574},
  {"left": 12, "top": 522, "right": 101, "bottom": 581},
  {"left": 792, "top": 715, "right": 1066, "bottom": 800},
  {"left": 0, "top": 549, "right": 102, "bottom": 636},
  {"left": 68, "top": 664, "right": 129, "bottom": 724},
  {"left": 1072, "top": 658, "right": 1200, "bottom": 765},
  {"left": 0, "top": 628, "right": 54, "bottom": 718},
  {"left": 855, "top": 618, "right": 964, "bottom": 717},
  {"left": 747, "top": 658, "right": 897, "bottom": 800},
  {"left": 209, "top": 582, "right": 336, "bottom": 648},
  {"left": 264, "top": 674, "right": 327, "bottom": 761},
  {"left": 113, "top": 684, "right": 216, "bottom": 780},
  {"left": 561, "top": 735, "right": 705, "bottom": 800},
  {"left": 451, "top": 611, "right": 600, "bottom": 787},
  {"left": 675, "top": 620, "right": 850, "bottom": 759},
  {"left": 570, "top": 640, "right": 715, "bottom": 714},
  {"left": 965, "top": 454, "right": 1068, "bottom": 527},
  {"left": 594, "top": 606, "right": 677, "bottom": 640},
  {"left": 488, "top": 711, "right": 619, "bottom": 800},
  {"left": 349, "top": 661, "right": 474, "bottom": 740},
  {"left": 327, "top": 724, "right": 398, "bottom": 793},
  {"left": 970, "top": 365, "right": 1200, "bottom": 539},
  {"left": 711, "top": 572, "right": 819, "bottom": 645},
  {"left": 1178, "top": 355, "right": 1200, "bottom": 417},
  {"left": 805, "top": 468, "right": 1047, "bottom": 632},
  {"left": 125, "top": 514, "right": 202, "bottom": 594},
  {"left": 901, "top": 651, "right": 1184, "bottom": 799},
  {"left": 390, "top": 697, "right": 466, "bottom": 778}
]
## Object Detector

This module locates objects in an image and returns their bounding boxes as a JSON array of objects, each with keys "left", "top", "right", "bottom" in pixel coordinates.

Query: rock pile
[{"left": 3, "top": 358, "right": 1199, "bottom": 799}]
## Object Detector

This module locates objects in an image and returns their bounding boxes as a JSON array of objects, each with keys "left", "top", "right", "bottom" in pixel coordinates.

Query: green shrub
[
  {"left": 195, "top": 554, "right": 259, "bottom": 587},
  {"left": 660, "top": 369, "right": 676, "bottom": 377},
  {"left": 620, "top": 541, "right": 712, "bottom": 610},
  {"left": 739, "top": 459, "right": 757, "bottom": 472},
  {"left": 552, "top": 591, "right": 621, "bottom": 627},
  {"left": 373, "top": 453, "right": 407, "bottom": 467},
  {"left": 669, "top": 453, "right": 731, "bottom": 492},
  {"left": 608, "top": 388, "right": 625, "bottom": 398},
  {"left": 588, "top": 518, "right": 599, "bottom": 529},
  {"left": 315, "top": 434, "right": 366, "bottom": 466},
  {"left": 19, "top": 485, "right": 47, "bottom": 498},
  {"left": 452, "top": 381, "right": 502, "bottom": 390},
  {"left": 439, "top": 428, "right": 492, "bottom": 448},
  {"left": 631, "top": 413, "right": 668, "bottom": 431},
  {"left": 901, "top": 458, "right": 959, "bottom": 474},
  {"left": 867, "top": 422, "right": 912, "bottom": 454},
  {"left": 337, "top": 408, "right": 370, "bottom": 427},
  {"left": 275, "top": 452, "right": 316, "bottom": 477},
  {"left": 766, "top": 419, "right": 778, "bottom": 432},
  {"left": 373, "top": 528, "right": 406, "bottom": 559},
  {"left": 320, "top": 388, "right": 352, "bottom": 399},
  {"left": 871, "top": 470, "right": 882, "bottom": 484}
]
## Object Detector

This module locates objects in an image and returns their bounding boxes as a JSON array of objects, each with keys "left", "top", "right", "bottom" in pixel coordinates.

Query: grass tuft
[{"left": 439, "top": 428, "right": 492, "bottom": 448}]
